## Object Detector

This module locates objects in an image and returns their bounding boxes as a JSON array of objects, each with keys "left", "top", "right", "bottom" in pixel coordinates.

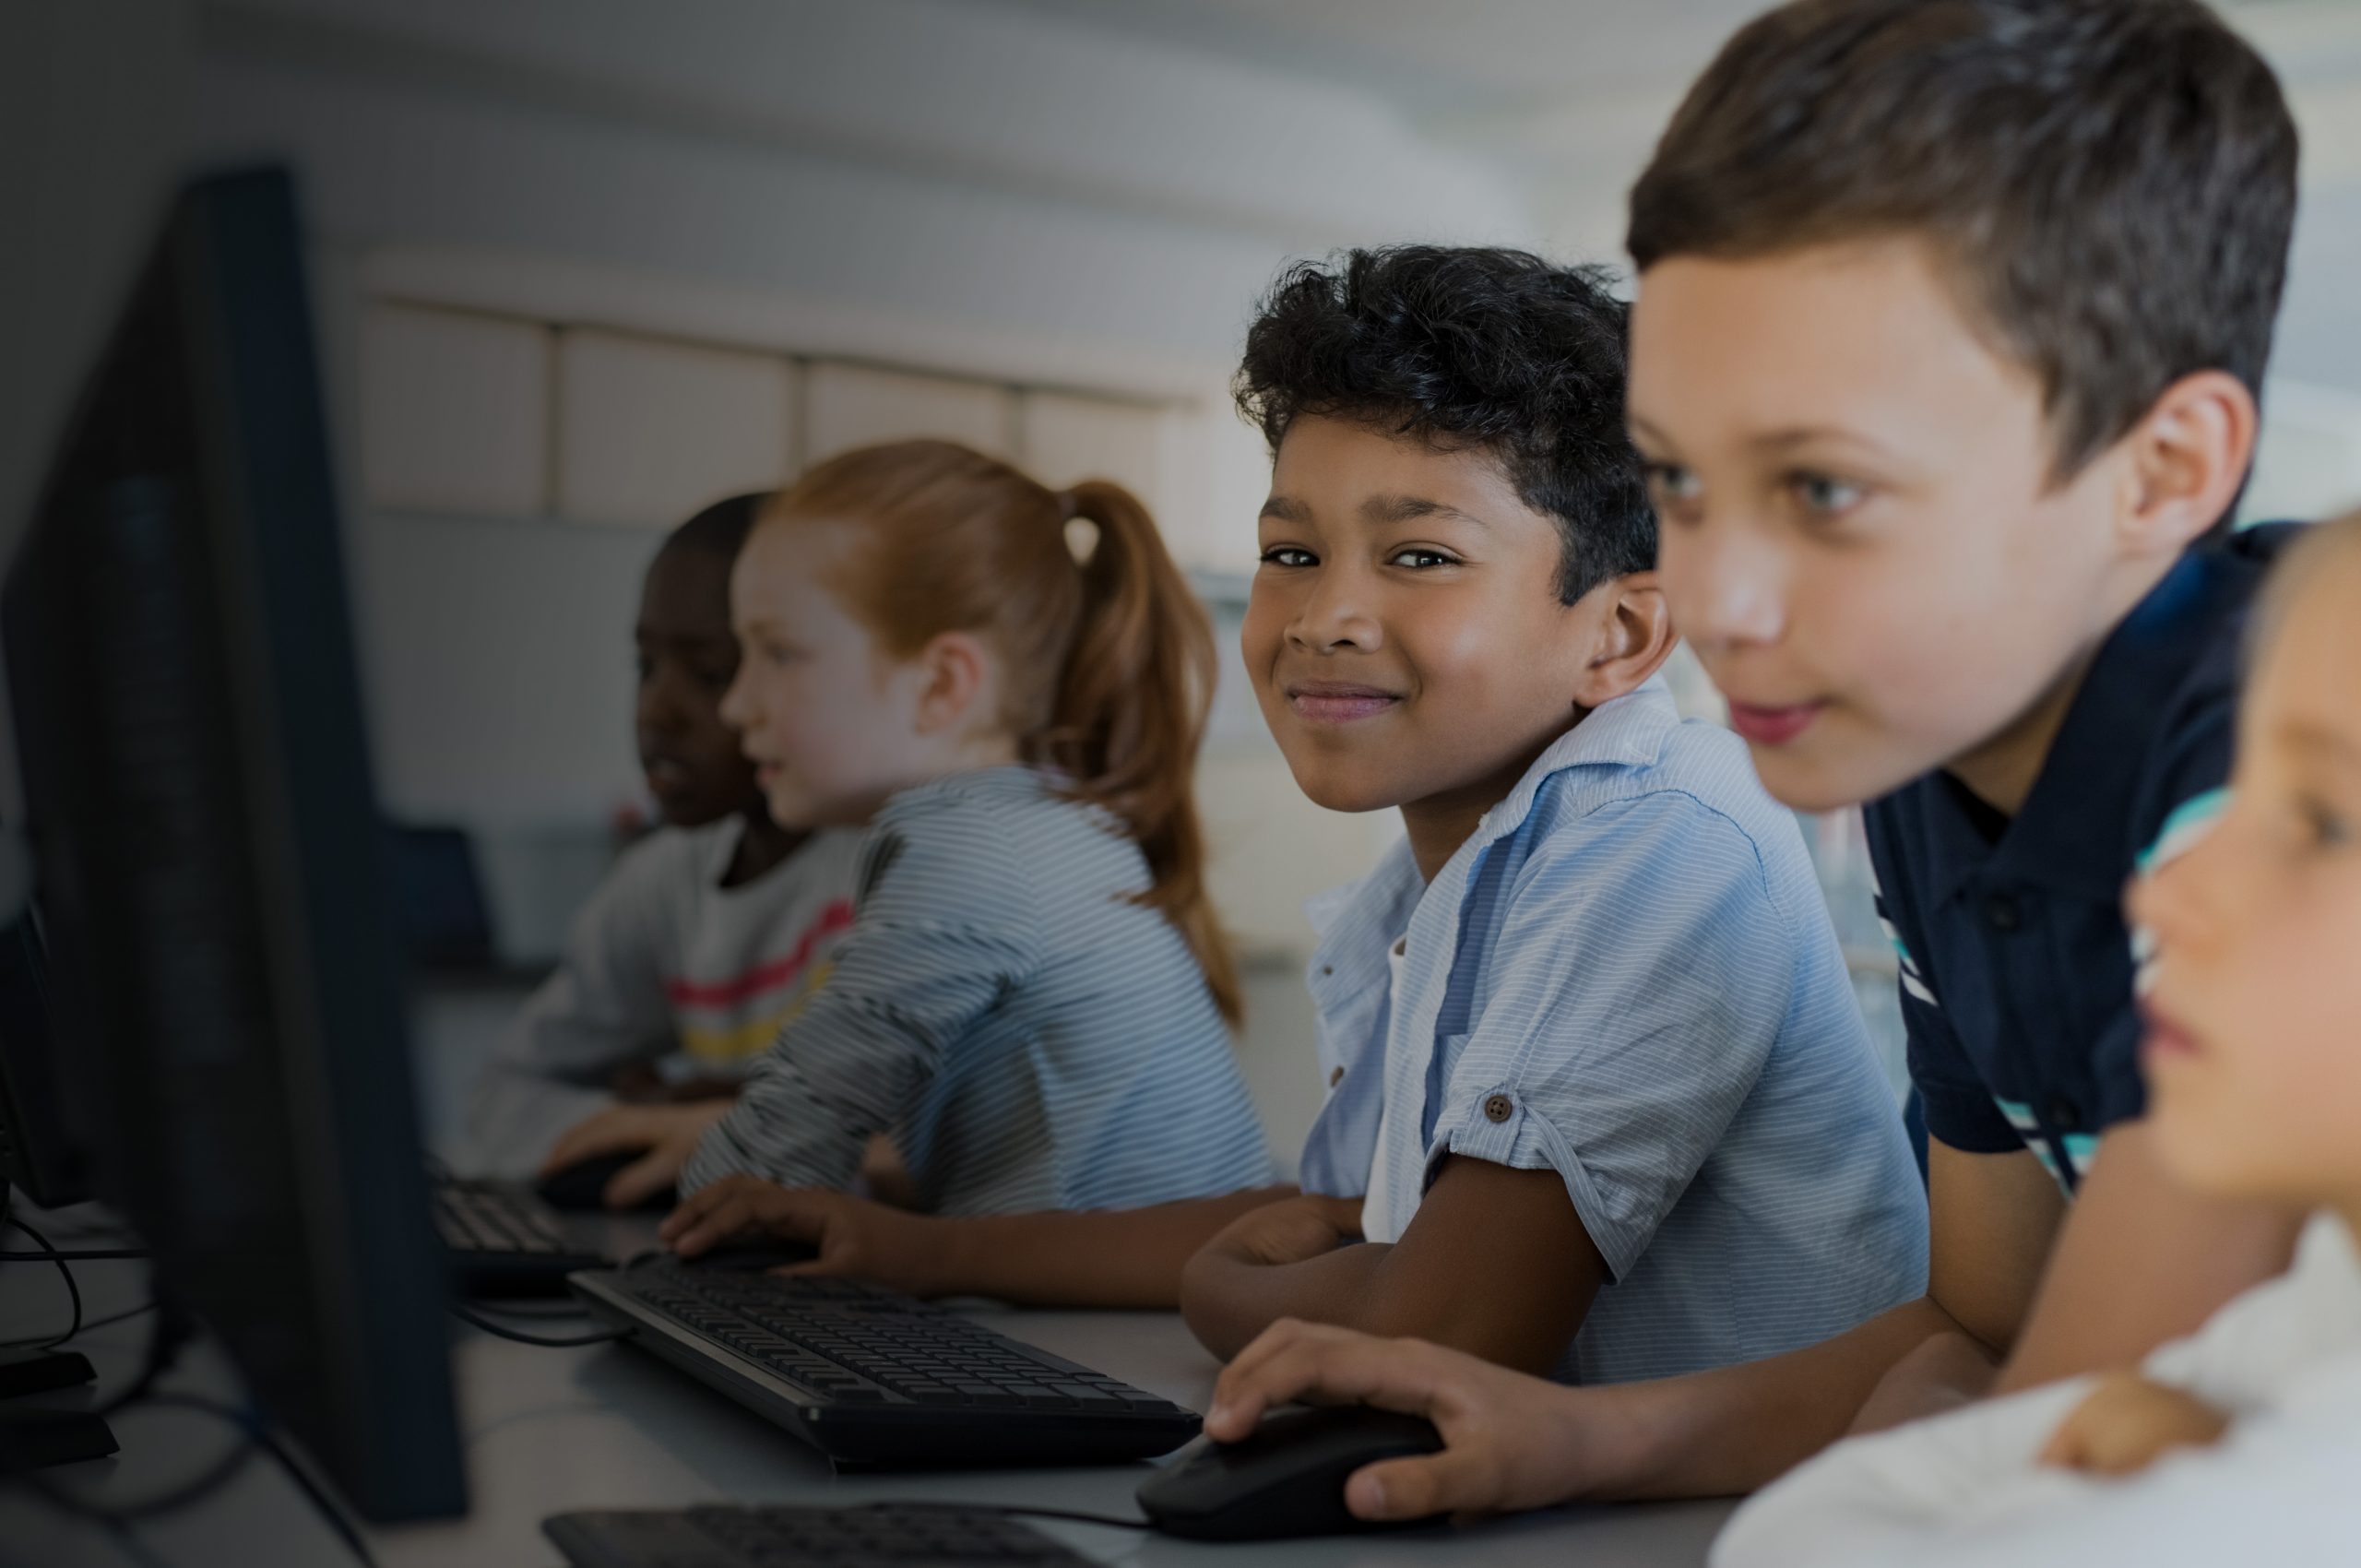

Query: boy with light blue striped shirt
[{"left": 665, "top": 248, "right": 1925, "bottom": 1387}]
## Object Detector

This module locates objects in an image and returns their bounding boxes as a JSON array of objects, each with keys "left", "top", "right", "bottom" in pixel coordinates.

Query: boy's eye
[
  {"left": 1790, "top": 471, "right": 1866, "bottom": 517},
  {"left": 1385, "top": 547, "right": 1459, "bottom": 569},
  {"left": 1259, "top": 545, "right": 1317, "bottom": 568},
  {"left": 1643, "top": 462, "right": 1702, "bottom": 507},
  {"left": 2298, "top": 796, "right": 2353, "bottom": 849}
]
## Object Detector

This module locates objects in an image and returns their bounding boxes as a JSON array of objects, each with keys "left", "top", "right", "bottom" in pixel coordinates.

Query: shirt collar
[
  {"left": 1306, "top": 674, "right": 1679, "bottom": 956},
  {"left": 1934, "top": 544, "right": 2250, "bottom": 902}
]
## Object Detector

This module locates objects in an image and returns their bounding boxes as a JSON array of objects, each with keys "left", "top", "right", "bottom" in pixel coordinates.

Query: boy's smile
[{"left": 1243, "top": 414, "right": 1660, "bottom": 880}]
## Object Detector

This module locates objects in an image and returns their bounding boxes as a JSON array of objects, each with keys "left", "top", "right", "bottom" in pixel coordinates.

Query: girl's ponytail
[
  {"left": 1036, "top": 480, "right": 1239, "bottom": 1028},
  {"left": 771, "top": 440, "right": 1240, "bottom": 1029}
]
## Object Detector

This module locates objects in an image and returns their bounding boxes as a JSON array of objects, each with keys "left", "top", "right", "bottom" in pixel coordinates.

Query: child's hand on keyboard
[
  {"left": 661, "top": 1176, "right": 943, "bottom": 1295},
  {"left": 2037, "top": 1372, "right": 2229, "bottom": 1477},
  {"left": 542, "top": 1101, "right": 732, "bottom": 1208}
]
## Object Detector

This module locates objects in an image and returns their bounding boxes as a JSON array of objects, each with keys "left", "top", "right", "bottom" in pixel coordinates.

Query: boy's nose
[
  {"left": 1286, "top": 576, "right": 1382, "bottom": 652},
  {"left": 1669, "top": 529, "right": 1786, "bottom": 651}
]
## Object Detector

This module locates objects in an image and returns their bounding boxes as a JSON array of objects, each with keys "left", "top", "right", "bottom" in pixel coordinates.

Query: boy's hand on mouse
[
  {"left": 659, "top": 1177, "right": 946, "bottom": 1295},
  {"left": 1200, "top": 1193, "right": 1365, "bottom": 1269},
  {"left": 1204, "top": 1319, "right": 1600, "bottom": 1522},
  {"left": 2037, "top": 1372, "right": 2229, "bottom": 1477},
  {"left": 541, "top": 1101, "right": 731, "bottom": 1208}
]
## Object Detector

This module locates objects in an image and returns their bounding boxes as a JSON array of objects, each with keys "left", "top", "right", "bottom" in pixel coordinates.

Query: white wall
[{"left": 184, "top": 0, "right": 1537, "bottom": 840}]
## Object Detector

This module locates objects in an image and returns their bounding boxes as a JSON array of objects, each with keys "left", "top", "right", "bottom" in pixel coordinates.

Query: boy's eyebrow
[
  {"left": 1360, "top": 493, "right": 1489, "bottom": 529},
  {"left": 1259, "top": 494, "right": 1310, "bottom": 523},
  {"left": 1748, "top": 425, "right": 1886, "bottom": 457},
  {"left": 2277, "top": 718, "right": 2361, "bottom": 767}
]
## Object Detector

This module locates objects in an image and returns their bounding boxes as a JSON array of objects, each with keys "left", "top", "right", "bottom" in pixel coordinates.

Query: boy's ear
[
  {"left": 2117, "top": 369, "right": 2260, "bottom": 557},
  {"left": 910, "top": 630, "right": 995, "bottom": 737},
  {"left": 1570, "top": 570, "right": 1677, "bottom": 709}
]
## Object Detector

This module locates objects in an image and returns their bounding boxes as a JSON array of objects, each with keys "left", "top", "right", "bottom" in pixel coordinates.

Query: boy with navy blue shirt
[
  {"left": 1873, "top": 526, "right": 2296, "bottom": 1195},
  {"left": 663, "top": 246, "right": 1926, "bottom": 1384},
  {"left": 1202, "top": 0, "right": 2312, "bottom": 1526}
]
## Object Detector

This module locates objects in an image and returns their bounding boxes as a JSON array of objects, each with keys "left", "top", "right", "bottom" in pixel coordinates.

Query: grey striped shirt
[{"left": 681, "top": 766, "right": 1275, "bottom": 1213}]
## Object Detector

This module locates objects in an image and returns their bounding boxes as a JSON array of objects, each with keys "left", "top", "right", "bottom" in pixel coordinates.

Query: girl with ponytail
[{"left": 547, "top": 439, "right": 1275, "bottom": 1229}]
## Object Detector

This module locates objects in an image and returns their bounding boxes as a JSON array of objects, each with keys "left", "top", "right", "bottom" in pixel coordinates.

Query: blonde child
[{"left": 543, "top": 442, "right": 1273, "bottom": 1214}]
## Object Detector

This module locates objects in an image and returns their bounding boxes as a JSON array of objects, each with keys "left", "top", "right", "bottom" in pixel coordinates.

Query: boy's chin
[{"left": 1743, "top": 729, "right": 1934, "bottom": 816}]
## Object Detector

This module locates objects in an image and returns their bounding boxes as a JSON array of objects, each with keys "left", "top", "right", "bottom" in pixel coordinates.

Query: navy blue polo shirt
[{"left": 1863, "top": 527, "right": 2296, "bottom": 1193}]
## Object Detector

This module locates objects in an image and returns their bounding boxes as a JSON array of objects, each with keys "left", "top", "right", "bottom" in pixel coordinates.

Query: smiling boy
[
  {"left": 661, "top": 246, "right": 1926, "bottom": 1382},
  {"left": 1202, "top": 0, "right": 2311, "bottom": 1525}
]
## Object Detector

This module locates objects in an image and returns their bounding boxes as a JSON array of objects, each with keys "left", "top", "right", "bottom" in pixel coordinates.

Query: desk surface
[{"left": 4, "top": 1218, "right": 1732, "bottom": 1568}]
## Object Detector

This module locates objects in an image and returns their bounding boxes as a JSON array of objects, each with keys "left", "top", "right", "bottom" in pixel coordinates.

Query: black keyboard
[
  {"left": 434, "top": 1177, "right": 608, "bottom": 1297},
  {"left": 543, "top": 1504, "right": 1094, "bottom": 1568},
  {"left": 568, "top": 1259, "right": 1201, "bottom": 1467}
]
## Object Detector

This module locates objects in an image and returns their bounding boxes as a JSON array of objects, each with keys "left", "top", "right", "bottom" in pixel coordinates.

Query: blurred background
[{"left": 8, "top": 0, "right": 2361, "bottom": 1168}]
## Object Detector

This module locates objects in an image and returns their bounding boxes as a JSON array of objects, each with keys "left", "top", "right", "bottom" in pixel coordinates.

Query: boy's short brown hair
[{"left": 1629, "top": 0, "right": 2299, "bottom": 484}]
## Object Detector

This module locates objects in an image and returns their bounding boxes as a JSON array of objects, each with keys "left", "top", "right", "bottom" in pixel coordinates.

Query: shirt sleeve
[
  {"left": 456, "top": 837, "right": 680, "bottom": 1177},
  {"left": 1428, "top": 790, "right": 1793, "bottom": 1282},
  {"left": 680, "top": 807, "right": 1044, "bottom": 1194},
  {"left": 1713, "top": 1373, "right": 2361, "bottom": 1568}
]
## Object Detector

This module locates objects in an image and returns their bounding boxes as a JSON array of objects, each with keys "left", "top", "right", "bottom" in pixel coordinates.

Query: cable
[
  {"left": 1, "top": 1211, "right": 83, "bottom": 1350},
  {"left": 0, "top": 1300, "right": 158, "bottom": 1351},
  {"left": 445, "top": 1301, "right": 632, "bottom": 1348},
  {"left": 21, "top": 1394, "right": 379, "bottom": 1568}
]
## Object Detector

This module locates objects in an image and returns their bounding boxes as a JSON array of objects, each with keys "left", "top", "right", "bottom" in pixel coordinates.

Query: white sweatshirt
[
  {"left": 1714, "top": 1211, "right": 2361, "bottom": 1568},
  {"left": 457, "top": 820, "right": 861, "bottom": 1179}
]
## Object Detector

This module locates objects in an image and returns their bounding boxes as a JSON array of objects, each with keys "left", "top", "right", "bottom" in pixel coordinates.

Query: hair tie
[{"left": 1056, "top": 489, "right": 1101, "bottom": 565}]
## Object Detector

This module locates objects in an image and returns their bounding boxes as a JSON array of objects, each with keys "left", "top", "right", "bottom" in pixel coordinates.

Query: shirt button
[
  {"left": 1319, "top": 965, "right": 1334, "bottom": 978},
  {"left": 1328, "top": 1065, "right": 1346, "bottom": 1088},
  {"left": 1984, "top": 894, "right": 2023, "bottom": 932},
  {"left": 1483, "top": 1093, "right": 1514, "bottom": 1124}
]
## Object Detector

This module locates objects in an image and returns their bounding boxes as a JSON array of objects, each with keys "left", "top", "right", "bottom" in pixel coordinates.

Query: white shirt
[
  {"left": 1359, "top": 935, "right": 1411, "bottom": 1244},
  {"left": 1714, "top": 1211, "right": 2361, "bottom": 1568}
]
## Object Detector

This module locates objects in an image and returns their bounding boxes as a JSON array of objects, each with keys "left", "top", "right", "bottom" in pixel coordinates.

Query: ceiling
[{"left": 973, "top": 0, "right": 2361, "bottom": 394}]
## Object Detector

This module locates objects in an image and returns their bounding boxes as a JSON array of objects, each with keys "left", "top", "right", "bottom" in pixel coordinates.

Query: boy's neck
[
  {"left": 723, "top": 806, "right": 806, "bottom": 888},
  {"left": 1941, "top": 551, "right": 2188, "bottom": 818},
  {"left": 1396, "top": 719, "right": 1580, "bottom": 884},
  {"left": 1942, "top": 642, "right": 2100, "bottom": 817}
]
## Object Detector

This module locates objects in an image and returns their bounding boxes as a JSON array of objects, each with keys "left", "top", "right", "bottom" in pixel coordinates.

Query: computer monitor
[
  {"left": 0, "top": 910, "right": 92, "bottom": 1210},
  {"left": 0, "top": 166, "right": 466, "bottom": 1522}
]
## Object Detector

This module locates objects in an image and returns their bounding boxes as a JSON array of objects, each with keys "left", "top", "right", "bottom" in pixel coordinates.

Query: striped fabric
[
  {"left": 1297, "top": 678, "right": 1929, "bottom": 1385},
  {"left": 682, "top": 766, "right": 1275, "bottom": 1214}
]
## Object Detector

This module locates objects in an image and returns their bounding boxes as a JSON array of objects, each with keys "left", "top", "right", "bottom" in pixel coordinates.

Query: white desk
[{"left": 3, "top": 1221, "right": 1733, "bottom": 1568}]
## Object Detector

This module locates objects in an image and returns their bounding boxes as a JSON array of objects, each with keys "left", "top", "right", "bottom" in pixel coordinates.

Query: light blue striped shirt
[
  {"left": 1298, "top": 679, "right": 1928, "bottom": 1384},
  {"left": 682, "top": 766, "right": 1275, "bottom": 1212}
]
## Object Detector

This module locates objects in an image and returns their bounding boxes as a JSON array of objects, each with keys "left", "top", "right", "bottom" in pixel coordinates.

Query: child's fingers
[
  {"left": 605, "top": 1149, "right": 679, "bottom": 1209},
  {"left": 1347, "top": 1446, "right": 1496, "bottom": 1523},
  {"left": 2035, "top": 1414, "right": 2089, "bottom": 1469},
  {"left": 1208, "top": 1323, "right": 1424, "bottom": 1441},
  {"left": 540, "top": 1111, "right": 650, "bottom": 1175},
  {"left": 664, "top": 1192, "right": 756, "bottom": 1255}
]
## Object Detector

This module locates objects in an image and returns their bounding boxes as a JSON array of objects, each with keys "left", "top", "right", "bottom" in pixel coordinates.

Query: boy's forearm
[
  {"left": 1180, "top": 1241, "right": 1393, "bottom": 1362},
  {"left": 930, "top": 1186, "right": 1295, "bottom": 1308},
  {"left": 1587, "top": 1294, "right": 1971, "bottom": 1500}
]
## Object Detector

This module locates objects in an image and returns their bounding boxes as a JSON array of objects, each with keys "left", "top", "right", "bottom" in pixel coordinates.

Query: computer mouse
[
  {"left": 534, "top": 1150, "right": 675, "bottom": 1213},
  {"left": 1135, "top": 1405, "right": 1446, "bottom": 1541}
]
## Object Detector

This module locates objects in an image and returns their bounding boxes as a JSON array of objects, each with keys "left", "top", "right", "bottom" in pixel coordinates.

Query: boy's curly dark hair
[{"left": 1232, "top": 246, "right": 1655, "bottom": 604}]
